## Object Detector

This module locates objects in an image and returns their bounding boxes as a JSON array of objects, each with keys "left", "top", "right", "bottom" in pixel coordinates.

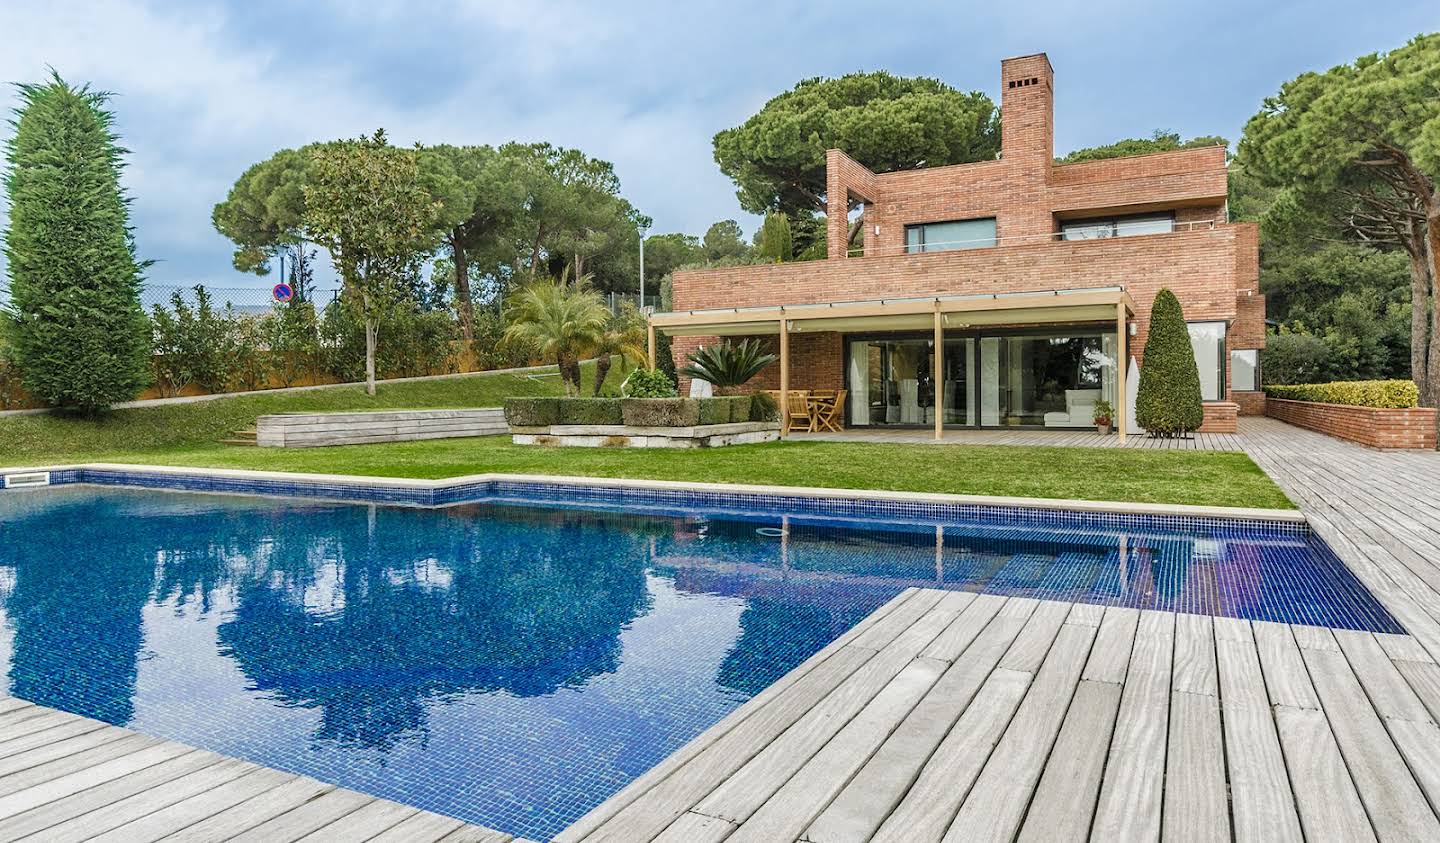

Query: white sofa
[{"left": 1043, "top": 389, "right": 1102, "bottom": 427}]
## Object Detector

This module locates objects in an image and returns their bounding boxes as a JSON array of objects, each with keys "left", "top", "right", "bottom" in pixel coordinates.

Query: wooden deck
[
  {"left": 792, "top": 427, "right": 1245, "bottom": 451},
  {"left": 0, "top": 698, "right": 522, "bottom": 842},
  {"left": 562, "top": 417, "right": 1440, "bottom": 842}
]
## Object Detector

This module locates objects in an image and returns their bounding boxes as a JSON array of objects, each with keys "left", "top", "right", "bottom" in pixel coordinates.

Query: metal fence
[{"left": 140, "top": 284, "right": 342, "bottom": 315}]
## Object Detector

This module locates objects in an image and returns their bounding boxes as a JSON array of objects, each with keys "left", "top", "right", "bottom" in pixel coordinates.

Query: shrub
[
  {"left": 1264, "top": 380, "right": 1418, "bottom": 409},
  {"left": 0, "top": 342, "right": 28, "bottom": 410},
  {"left": 1135, "top": 288, "right": 1203, "bottom": 436},
  {"left": 622, "top": 398, "right": 699, "bottom": 427},
  {"left": 557, "top": 398, "right": 624, "bottom": 426},
  {"left": 749, "top": 391, "right": 780, "bottom": 422},
  {"left": 696, "top": 397, "right": 731, "bottom": 425},
  {"left": 622, "top": 367, "right": 678, "bottom": 398},
  {"left": 2, "top": 75, "right": 151, "bottom": 412},
  {"left": 1262, "top": 327, "right": 1332, "bottom": 385},
  {"left": 723, "top": 395, "right": 753, "bottom": 422},
  {"left": 228, "top": 313, "right": 268, "bottom": 392},
  {"left": 262, "top": 300, "right": 321, "bottom": 388},
  {"left": 504, "top": 397, "right": 564, "bottom": 427}
]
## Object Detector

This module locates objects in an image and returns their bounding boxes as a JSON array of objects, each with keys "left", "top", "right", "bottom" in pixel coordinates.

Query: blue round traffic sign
[{"left": 272, "top": 283, "right": 294, "bottom": 303}]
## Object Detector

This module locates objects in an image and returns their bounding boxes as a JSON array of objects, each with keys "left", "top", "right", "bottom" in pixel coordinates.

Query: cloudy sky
[{"left": 0, "top": 1, "right": 1433, "bottom": 294}]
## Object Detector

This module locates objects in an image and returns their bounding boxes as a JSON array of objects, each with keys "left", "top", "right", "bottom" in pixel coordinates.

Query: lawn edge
[{"left": 1, "top": 461, "right": 1306, "bottom": 523}]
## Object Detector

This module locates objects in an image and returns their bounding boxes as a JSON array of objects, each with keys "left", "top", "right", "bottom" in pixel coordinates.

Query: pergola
[{"left": 647, "top": 286, "right": 1137, "bottom": 440}]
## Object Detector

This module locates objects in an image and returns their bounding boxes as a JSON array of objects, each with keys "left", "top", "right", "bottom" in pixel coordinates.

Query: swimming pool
[{"left": 0, "top": 477, "right": 1400, "bottom": 839}]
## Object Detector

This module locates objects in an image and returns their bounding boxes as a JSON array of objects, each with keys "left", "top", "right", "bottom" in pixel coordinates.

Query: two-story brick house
[{"left": 652, "top": 53, "right": 1264, "bottom": 438}]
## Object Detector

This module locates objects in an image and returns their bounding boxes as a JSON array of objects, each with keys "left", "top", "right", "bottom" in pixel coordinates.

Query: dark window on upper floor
[
  {"left": 904, "top": 218, "right": 997, "bottom": 253},
  {"left": 1061, "top": 212, "right": 1175, "bottom": 241}
]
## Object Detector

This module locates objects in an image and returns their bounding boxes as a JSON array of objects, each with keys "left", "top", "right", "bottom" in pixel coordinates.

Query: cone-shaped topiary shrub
[
  {"left": 3, "top": 74, "right": 151, "bottom": 412},
  {"left": 1135, "top": 288, "right": 1204, "bottom": 437}
]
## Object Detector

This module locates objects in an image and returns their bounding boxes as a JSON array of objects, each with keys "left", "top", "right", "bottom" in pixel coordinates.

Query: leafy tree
[
  {"left": 680, "top": 339, "right": 779, "bottom": 395},
  {"left": 1239, "top": 33, "right": 1440, "bottom": 406},
  {"left": 1057, "top": 130, "right": 1227, "bottom": 164},
  {"left": 713, "top": 71, "right": 999, "bottom": 218},
  {"left": 501, "top": 272, "right": 610, "bottom": 395},
  {"left": 1135, "top": 289, "right": 1204, "bottom": 436},
  {"left": 755, "top": 211, "right": 793, "bottom": 263},
  {"left": 505, "top": 142, "right": 645, "bottom": 289},
  {"left": 642, "top": 233, "right": 703, "bottom": 287},
  {"left": 211, "top": 145, "right": 322, "bottom": 285},
  {"left": 419, "top": 144, "right": 526, "bottom": 341},
  {"left": 1263, "top": 326, "right": 1333, "bottom": 384},
  {"left": 303, "top": 131, "right": 443, "bottom": 395},
  {"left": 2, "top": 74, "right": 151, "bottom": 412},
  {"left": 702, "top": 220, "right": 749, "bottom": 261}
]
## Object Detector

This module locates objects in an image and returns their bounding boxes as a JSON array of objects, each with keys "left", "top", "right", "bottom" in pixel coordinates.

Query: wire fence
[
  {"left": 140, "top": 284, "right": 342, "bottom": 315},
  {"left": 139, "top": 285, "right": 659, "bottom": 316}
]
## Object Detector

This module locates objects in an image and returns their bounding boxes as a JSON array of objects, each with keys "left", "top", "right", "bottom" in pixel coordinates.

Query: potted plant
[{"left": 1092, "top": 399, "right": 1115, "bottom": 435}]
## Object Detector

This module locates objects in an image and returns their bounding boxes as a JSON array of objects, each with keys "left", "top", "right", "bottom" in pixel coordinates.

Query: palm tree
[
  {"left": 590, "top": 301, "right": 648, "bottom": 396},
  {"left": 679, "top": 339, "right": 778, "bottom": 395},
  {"left": 502, "top": 270, "right": 609, "bottom": 395}
]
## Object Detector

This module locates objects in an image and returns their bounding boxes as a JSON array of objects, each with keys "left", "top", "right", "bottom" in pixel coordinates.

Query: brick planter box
[
  {"left": 1265, "top": 398, "right": 1437, "bottom": 450},
  {"left": 1198, "top": 402, "right": 1239, "bottom": 433}
]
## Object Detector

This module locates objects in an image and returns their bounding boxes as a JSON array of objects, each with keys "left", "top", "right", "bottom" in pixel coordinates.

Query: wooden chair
[
  {"left": 784, "top": 390, "right": 814, "bottom": 433},
  {"left": 815, "top": 389, "right": 846, "bottom": 432}
]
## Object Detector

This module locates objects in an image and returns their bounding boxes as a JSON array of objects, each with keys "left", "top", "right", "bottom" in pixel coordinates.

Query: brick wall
[
  {"left": 1199, "top": 402, "right": 1238, "bottom": 434},
  {"left": 1233, "top": 391, "right": 1266, "bottom": 416},
  {"left": 1266, "top": 398, "right": 1438, "bottom": 450}
]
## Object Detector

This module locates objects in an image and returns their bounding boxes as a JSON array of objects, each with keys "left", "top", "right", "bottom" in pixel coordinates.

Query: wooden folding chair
[
  {"left": 816, "top": 389, "right": 846, "bottom": 432},
  {"left": 784, "top": 390, "right": 814, "bottom": 433}
]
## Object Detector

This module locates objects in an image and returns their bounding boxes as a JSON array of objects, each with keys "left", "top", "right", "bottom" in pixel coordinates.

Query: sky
[{"left": 0, "top": 0, "right": 1434, "bottom": 295}]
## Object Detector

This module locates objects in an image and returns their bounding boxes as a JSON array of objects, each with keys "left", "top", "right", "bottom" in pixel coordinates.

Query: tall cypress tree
[
  {"left": 1135, "top": 288, "right": 1204, "bottom": 436},
  {"left": 3, "top": 74, "right": 151, "bottom": 412}
]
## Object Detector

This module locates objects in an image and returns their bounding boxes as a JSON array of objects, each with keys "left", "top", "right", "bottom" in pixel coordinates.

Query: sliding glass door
[
  {"left": 846, "top": 328, "right": 1114, "bottom": 429},
  {"left": 847, "top": 338, "right": 972, "bottom": 427}
]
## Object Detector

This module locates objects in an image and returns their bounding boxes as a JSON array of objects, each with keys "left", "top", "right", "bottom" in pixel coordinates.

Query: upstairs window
[
  {"left": 905, "top": 218, "right": 997, "bottom": 253},
  {"left": 1062, "top": 212, "right": 1174, "bottom": 241}
]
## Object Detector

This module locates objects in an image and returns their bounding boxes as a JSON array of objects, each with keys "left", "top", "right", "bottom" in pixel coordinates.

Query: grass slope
[{"left": 0, "top": 362, "right": 603, "bottom": 465}]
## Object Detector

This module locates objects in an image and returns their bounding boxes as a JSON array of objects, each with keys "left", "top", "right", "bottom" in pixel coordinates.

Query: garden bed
[{"left": 504, "top": 396, "right": 779, "bottom": 448}]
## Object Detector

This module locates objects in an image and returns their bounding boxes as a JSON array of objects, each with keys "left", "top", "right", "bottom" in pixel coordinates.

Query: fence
[{"left": 140, "top": 284, "right": 343, "bottom": 314}]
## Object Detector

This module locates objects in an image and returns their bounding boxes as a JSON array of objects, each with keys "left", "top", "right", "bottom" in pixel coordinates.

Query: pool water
[{"left": 0, "top": 485, "right": 1400, "bottom": 839}]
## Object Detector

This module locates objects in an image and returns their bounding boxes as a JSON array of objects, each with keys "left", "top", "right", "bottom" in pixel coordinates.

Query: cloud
[{"left": 1, "top": 0, "right": 1436, "bottom": 291}]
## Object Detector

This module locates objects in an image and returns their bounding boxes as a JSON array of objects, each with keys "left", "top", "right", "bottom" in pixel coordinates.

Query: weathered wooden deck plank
[{"left": 1015, "top": 679, "right": 1122, "bottom": 842}]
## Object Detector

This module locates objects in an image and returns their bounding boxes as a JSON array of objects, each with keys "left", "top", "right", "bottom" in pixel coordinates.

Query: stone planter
[{"left": 510, "top": 420, "right": 780, "bottom": 448}]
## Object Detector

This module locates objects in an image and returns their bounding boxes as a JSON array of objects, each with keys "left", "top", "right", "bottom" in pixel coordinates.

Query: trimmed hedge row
[
  {"left": 504, "top": 396, "right": 756, "bottom": 427},
  {"left": 1264, "top": 379, "right": 1419, "bottom": 409}
]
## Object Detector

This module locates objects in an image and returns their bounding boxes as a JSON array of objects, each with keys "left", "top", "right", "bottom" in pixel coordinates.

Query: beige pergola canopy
[{"left": 646, "top": 285, "right": 1136, "bottom": 440}]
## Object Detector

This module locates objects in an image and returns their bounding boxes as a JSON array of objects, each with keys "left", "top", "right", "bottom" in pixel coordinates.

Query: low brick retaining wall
[
  {"left": 1198, "top": 402, "right": 1239, "bottom": 433},
  {"left": 1265, "top": 398, "right": 1437, "bottom": 450},
  {"left": 1232, "top": 391, "right": 1266, "bottom": 416},
  {"left": 258, "top": 408, "right": 507, "bottom": 448}
]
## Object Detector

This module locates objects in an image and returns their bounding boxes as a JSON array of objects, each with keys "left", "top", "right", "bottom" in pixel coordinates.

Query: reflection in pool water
[{"left": 0, "top": 485, "right": 1398, "bottom": 839}]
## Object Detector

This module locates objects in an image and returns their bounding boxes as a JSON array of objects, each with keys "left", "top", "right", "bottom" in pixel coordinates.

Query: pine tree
[
  {"left": 3, "top": 74, "right": 151, "bottom": 412},
  {"left": 1135, "top": 288, "right": 1204, "bottom": 436},
  {"left": 756, "top": 211, "right": 792, "bottom": 263}
]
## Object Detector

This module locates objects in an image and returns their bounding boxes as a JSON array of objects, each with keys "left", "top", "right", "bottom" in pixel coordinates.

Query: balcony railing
[{"left": 844, "top": 218, "right": 1219, "bottom": 258}]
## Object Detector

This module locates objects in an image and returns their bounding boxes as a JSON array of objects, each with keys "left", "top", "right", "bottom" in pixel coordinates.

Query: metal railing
[{"left": 845, "top": 218, "right": 1219, "bottom": 258}]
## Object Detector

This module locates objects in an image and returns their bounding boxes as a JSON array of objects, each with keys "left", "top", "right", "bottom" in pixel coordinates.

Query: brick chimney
[{"left": 999, "top": 53, "right": 1055, "bottom": 238}]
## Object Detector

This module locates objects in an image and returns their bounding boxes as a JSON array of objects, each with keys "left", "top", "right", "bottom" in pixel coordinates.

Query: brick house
[{"left": 653, "top": 53, "right": 1264, "bottom": 437}]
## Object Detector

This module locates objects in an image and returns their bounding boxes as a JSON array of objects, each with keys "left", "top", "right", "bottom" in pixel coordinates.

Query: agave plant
[
  {"left": 501, "top": 270, "right": 610, "bottom": 395},
  {"left": 679, "top": 339, "right": 778, "bottom": 395}
]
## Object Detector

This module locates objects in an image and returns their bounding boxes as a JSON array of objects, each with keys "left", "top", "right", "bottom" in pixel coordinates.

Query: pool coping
[{"left": 1, "top": 461, "right": 1307, "bottom": 525}]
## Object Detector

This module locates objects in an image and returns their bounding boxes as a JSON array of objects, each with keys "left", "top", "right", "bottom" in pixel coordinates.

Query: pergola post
[
  {"left": 778, "top": 318, "right": 790, "bottom": 437},
  {"left": 647, "top": 322, "right": 656, "bottom": 369},
  {"left": 933, "top": 303, "right": 944, "bottom": 441},
  {"left": 1116, "top": 302, "right": 1127, "bottom": 440}
]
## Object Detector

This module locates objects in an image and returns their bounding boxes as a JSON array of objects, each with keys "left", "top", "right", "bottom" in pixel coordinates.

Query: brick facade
[
  {"left": 1199, "top": 402, "right": 1239, "bottom": 434},
  {"left": 1265, "top": 399, "right": 1438, "bottom": 450},
  {"left": 670, "top": 52, "right": 1265, "bottom": 424}
]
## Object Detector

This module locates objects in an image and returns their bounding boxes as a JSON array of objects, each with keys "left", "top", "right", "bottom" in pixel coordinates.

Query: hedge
[
  {"left": 1264, "top": 380, "right": 1419, "bottom": 409},
  {"left": 622, "top": 398, "right": 700, "bottom": 427},
  {"left": 504, "top": 397, "right": 564, "bottom": 426}
]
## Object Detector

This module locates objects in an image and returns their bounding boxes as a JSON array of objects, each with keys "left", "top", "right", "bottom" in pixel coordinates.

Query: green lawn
[{"left": 0, "top": 363, "right": 1293, "bottom": 510}]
